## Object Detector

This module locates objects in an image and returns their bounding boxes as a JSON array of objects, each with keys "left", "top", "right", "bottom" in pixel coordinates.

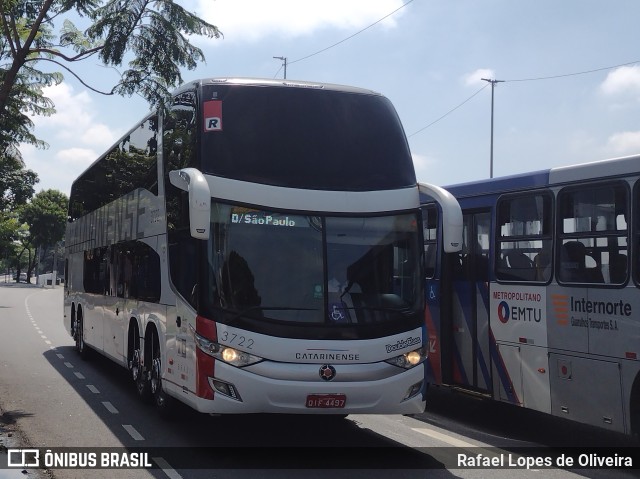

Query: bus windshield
[{"left": 205, "top": 202, "right": 423, "bottom": 327}]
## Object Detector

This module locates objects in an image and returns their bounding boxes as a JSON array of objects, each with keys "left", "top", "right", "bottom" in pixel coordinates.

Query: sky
[{"left": 20, "top": 0, "right": 640, "bottom": 197}]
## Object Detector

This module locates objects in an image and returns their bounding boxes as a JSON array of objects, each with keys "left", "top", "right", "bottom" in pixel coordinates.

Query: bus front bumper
[{"left": 183, "top": 361, "right": 427, "bottom": 415}]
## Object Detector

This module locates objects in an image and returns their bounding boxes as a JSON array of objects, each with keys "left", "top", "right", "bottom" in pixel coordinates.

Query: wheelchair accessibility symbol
[
  {"left": 427, "top": 283, "right": 438, "bottom": 303},
  {"left": 329, "top": 303, "right": 349, "bottom": 323}
]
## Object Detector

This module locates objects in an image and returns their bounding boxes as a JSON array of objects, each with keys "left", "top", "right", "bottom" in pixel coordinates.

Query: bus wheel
[
  {"left": 75, "top": 312, "right": 90, "bottom": 360},
  {"left": 135, "top": 333, "right": 152, "bottom": 402},
  {"left": 130, "top": 348, "right": 142, "bottom": 382},
  {"left": 128, "top": 326, "right": 143, "bottom": 383},
  {"left": 150, "top": 331, "right": 173, "bottom": 417}
]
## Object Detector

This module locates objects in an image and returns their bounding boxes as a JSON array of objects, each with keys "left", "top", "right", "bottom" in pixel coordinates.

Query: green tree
[
  {"left": 0, "top": 210, "right": 21, "bottom": 260},
  {"left": 18, "top": 189, "right": 68, "bottom": 282},
  {"left": 12, "top": 219, "right": 32, "bottom": 281},
  {"left": 0, "top": 0, "right": 221, "bottom": 152},
  {"left": 0, "top": 146, "right": 38, "bottom": 279},
  {"left": 0, "top": 147, "right": 38, "bottom": 210},
  {"left": 20, "top": 188, "right": 67, "bottom": 249},
  {"left": 0, "top": 210, "right": 32, "bottom": 281}
]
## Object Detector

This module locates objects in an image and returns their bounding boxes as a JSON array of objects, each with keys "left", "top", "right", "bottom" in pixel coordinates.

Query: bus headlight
[
  {"left": 384, "top": 347, "right": 427, "bottom": 369},
  {"left": 191, "top": 325, "right": 263, "bottom": 367}
]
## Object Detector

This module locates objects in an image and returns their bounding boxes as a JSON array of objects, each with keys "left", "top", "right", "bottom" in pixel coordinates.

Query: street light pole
[
  {"left": 481, "top": 78, "right": 504, "bottom": 178},
  {"left": 273, "top": 56, "right": 287, "bottom": 79}
]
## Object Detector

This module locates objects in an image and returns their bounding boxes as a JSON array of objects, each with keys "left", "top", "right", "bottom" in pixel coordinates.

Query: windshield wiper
[
  {"left": 355, "top": 306, "right": 412, "bottom": 314},
  {"left": 223, "top": 305, "right": 320, "bottom": 325}
]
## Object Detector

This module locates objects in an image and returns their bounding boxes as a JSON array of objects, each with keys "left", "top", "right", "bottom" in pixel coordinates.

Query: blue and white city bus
[
  {"left": 64, "top": 78, "right": 462, "bottom": 416},
  {"left": 421, "top": 154, "right": 640, "bottom": 435}
]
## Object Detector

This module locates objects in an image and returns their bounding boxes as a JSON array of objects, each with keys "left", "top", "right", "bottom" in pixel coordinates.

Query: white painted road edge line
[
  {"left": 123, "top": 425, "right": 145, "bottom": 441},
  {"left": 411, "top": 427, "right": 482, "bottom": 449},
  {"left": 102, "top": 401, "right": 119, "bottom": 414},
  {"left": 86, "top": 384, "right": 100, "bottom": 394},
  {"left": 153, "top": 457, "right": 183, "bottom": 479}
]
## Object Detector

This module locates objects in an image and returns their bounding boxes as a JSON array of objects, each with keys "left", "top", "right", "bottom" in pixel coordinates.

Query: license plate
[{"left": 306, "top": 394, "right": 346, "bottom": 408}]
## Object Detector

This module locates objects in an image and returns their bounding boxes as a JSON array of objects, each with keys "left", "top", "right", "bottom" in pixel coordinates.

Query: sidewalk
[
  {"left": 0, "top": 282, "right": 40, "bottom": 289},
  {"left": 0, "top": 408, "right": 50, "bottom": 479}
]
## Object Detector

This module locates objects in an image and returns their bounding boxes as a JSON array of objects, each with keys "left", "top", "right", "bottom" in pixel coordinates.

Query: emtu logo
[{"left": 497, "top": 301, "right": 510, "bottom": 324}]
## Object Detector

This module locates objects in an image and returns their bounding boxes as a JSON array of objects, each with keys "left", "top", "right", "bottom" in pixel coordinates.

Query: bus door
[
  {"left": 446, "top": 210, "right": 492, "bottom": 392},
  {"left": 422, "top": 205, "right": 442, "bottom": 385},
  {"left": 420, "top": 184, "right": 463, "bottom": 389}
]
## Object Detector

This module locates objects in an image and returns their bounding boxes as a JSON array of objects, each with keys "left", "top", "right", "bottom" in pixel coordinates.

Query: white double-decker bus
[{"left": 64, "top": 78, "right": 462, "bottom": 416}]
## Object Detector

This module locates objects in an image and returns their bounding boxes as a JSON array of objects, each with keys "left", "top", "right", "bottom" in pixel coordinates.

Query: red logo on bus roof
[{"left": 204, "top": 100, "right": 223, "bottom": 132}]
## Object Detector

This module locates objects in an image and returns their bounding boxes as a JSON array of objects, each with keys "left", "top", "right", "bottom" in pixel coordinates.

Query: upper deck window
[
  {"left": 199, "top": 85, "right": 415, "bottom": 191},
  {"left": 69, "top": 115, "right": 158, "bottom": 221}
]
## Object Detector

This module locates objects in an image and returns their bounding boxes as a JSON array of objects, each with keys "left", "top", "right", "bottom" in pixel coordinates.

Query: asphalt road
[{"left": 0, "top": 284, "right": 637, "bottom": 479}]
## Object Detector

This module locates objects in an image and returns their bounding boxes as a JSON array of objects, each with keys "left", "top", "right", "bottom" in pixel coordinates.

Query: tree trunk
[{"left": 0, "top": 0, "right": 56, "bottom": 117}]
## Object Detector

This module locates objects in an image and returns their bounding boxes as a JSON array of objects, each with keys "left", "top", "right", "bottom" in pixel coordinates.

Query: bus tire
[
  {"left": 135, "top": 329, "right": 152, "bottom": 402},
  {"left": 129, "top": 323, "right": 150, "bottom": 401},
  {"left": 75, "top": 309, "right": 90, "bottom": 360},
  {"left": 149, "top": 329, "right": 174, "bottom": 418}
]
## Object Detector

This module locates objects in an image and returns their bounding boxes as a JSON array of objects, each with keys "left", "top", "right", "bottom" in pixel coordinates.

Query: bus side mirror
[
  {"left": 418, "top": 182, "right": 463, "bottom": 253},
  {"left": 169, "top": 168, "right": 211, "bottom": 240}
]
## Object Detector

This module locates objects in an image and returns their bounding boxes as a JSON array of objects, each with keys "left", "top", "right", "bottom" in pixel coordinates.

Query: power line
[
  {"left": 409, "top": 59, "right": 640, "bottom": 137},
  {"left": 407, "top": 83, "right": 489, "bottom": 138},
  {"left": 287, "top": 0, "right": 415, "bottom": 67},
  {"left": 504, "top": 59, "right": 640, "bottom": 83}
]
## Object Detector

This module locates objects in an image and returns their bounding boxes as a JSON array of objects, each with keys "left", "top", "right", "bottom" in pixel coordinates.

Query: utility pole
[
  {"left": 273, "top": 56, "right": 287, "bottom": 79},
  {"left": 481, "top": 78, "right": 504, "bottom": 178}
]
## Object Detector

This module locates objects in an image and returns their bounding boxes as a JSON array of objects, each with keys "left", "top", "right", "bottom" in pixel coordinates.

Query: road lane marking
[
  {"left": 102, "top": 402, "right": 119, "bottom": 414},
  {"left": 74, "top": 372, "right": 85, "bottom": 379},
  {"left": 56, "top": 353, "right": 64, "bottom": 359},
  {"left": 87, "top": 385, "right": 100, "bottom": 394},
  {"left": 153, "top": 457, "right": 183, "bottom": 479},
  {"left": 64, "top": 362, "right": 74, "bottom": 368},
  {"left": 411, "top": 427, "right": 480, "bottom": 448},
  {"left": 123, "top": 425, "right": 144, "bottom": 441}
]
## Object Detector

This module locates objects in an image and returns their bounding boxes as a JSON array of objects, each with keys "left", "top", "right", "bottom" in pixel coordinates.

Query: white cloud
[
  {"left": 462, "top": 69, "right": 495, "bottom": 87},
  {"left": 32, "top": 83, "right": 117, "bottom": 149},
  {"left": 81, "top": 124, "right": 117, "bottom": 149},
  {"left": 605, "top": 130, "right": 640, "bottom": 155},
  {"left": 600, "top": 65, "right": 640, "bottom": 97},
  {"left": 411, "top": 152, "right": 431, "bottom": 171},
  {"left": 21, "top": 83, "right": 121, "bottom": 193},
  {"left": 56, "top": 147, "right": 97, "bottom": 166},
  {"left": 411, "top": 152, "right": 441, "bottom": 184},
  {"left": 198, "top": 0, "right": 406, "bottom": 42},
  {"left": 33, "top": 83, "right": 92, "bottom": 134}
]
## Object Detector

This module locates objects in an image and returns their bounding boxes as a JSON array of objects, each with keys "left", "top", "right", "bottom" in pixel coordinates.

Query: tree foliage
[
  {"left": 0, "top": 148, "right": 38, "bottom": 210},
  {"left": 19, "top": 188, "right": 68, "bottom": 248},
  {"left": 0, "top": 145, "right": 38, "bottom": 278},
  {"left": 0, "top": 210, "right": 21, "bottom": 254},
  {"left": 0, "top": 0, "right": 221, "bottom": 152}
]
